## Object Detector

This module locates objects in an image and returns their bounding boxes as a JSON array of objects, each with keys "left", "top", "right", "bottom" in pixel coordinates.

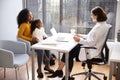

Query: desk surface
[
  {"left": 31, "top": 33, "right": 78, "bottom": 53},
  {"left": 109, "top": 42, "right": 120, "bottom": 62}
]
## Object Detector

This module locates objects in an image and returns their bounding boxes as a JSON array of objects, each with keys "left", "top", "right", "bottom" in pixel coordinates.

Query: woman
[
  {"left": 48, "top": 6, "right": 110, "bottom": 80},
  {"left": 17, "top": 9, "right": 54, "bottom": 78}
]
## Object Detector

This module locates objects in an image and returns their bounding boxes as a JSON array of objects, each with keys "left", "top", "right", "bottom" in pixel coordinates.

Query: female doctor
[{"left": 48, "top": 6, "right": 110, "bottom": 80}]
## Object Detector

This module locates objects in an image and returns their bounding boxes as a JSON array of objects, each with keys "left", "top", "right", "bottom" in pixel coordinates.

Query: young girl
[
  {"left": 31, "top": 19, "right": 54, "bottom": 78},
  {"left": 31, "top": 19, "right": 48, "bottom": 42}
]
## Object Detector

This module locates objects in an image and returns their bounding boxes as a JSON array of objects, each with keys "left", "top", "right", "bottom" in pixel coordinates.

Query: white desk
[
  {"left": 109, "top": 42, "right": 120, "bottom": 80},
  {"left": 31, "top": 33, "right": 77, "bottom": 80}
]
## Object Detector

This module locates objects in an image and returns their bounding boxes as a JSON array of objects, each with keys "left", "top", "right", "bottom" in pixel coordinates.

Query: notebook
[{"left": 50, "top": 27, "right": 69, "bottom": 42}]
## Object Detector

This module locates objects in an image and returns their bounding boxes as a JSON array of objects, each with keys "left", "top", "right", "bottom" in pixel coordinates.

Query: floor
[{"left": 0, "top": 55, "right": 115, "bottom": 80}]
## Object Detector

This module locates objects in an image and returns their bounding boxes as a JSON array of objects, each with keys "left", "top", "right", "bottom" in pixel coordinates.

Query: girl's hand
[
  {"left": 43, "top": 36, "right": 47, "bottom": 40},
  {"left": 32, "top": 37, "right": 38, "bottom": 43}
]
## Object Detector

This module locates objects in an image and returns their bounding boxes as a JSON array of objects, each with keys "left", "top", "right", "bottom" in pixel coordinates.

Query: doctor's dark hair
[
  {"left": 17, "top": 8, "right": 30, "bottom": 28},
  {"left": 31, "top": 19, "right": 41, "bottom": 34},
  {"left": 91, "top": 6, "right": 107, "bottom": 22}
]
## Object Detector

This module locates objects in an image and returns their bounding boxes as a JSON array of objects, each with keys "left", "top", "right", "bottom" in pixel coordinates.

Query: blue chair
[{"left": 0, "top": 40, "right": 29, "bottom": 80}]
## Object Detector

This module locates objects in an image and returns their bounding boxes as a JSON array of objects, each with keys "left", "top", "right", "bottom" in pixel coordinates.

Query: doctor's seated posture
[{"left": 48, "top": 6, "right": 110, "bottom": 80}]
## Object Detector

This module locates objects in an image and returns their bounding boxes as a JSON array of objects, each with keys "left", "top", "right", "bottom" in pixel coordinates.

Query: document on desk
[
  {"left": 38, "top": 33, "right": 74, "bottom": 46},
  {"left": 56, "top": 36, "right": 71, "bottom": 42},
  {"left": 40, "top": 37, "right": 58, "bottom": 45},
  {"left": 56, "top": 33, "right": 72, "bottom": 42},
  {"left": 41, "top": 41, "right": 57, "bottom": 45}
]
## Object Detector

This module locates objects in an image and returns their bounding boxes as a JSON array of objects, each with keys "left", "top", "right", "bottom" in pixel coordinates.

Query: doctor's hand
[{"left": 73, "top": 34, "right": 80, "bottom": 42}]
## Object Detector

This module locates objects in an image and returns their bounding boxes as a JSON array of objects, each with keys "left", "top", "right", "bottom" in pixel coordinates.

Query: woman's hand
[
  {"left": 73, "top": 34, "right": 80, "bottom": 42},
  {"left": 32, "top": 37, "right": 38, "bottom": 43}
]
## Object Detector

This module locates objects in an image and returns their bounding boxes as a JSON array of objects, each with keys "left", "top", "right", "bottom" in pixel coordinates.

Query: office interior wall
[
  {"left": 115, "top": 1, "right": 120, "bottom": 38},
  {"left": 0, "top": 0, "right": 22, "bottom": 40}
]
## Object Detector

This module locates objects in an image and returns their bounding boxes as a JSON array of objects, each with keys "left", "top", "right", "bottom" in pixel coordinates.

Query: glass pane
[
  {"left": 38, "top": 0, "right": 42, "bottom": 20},
  {"left": 46, "top": 0, "right": 60, "bottom": 34},
  {"left": 26, "top": 0, "right": 42, "bottom": 19},
  {"left": 61, "top": 0, "right": 77, "bottom": 33}
]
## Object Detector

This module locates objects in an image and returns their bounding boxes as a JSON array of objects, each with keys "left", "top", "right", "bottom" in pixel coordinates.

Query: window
[{"left": 26, "top": 0, "right": 117, "bottom": 40}]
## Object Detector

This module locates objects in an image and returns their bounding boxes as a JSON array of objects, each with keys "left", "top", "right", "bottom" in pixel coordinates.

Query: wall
[{"left": 0, "top": 0, "right": 22, "bottom": 40}]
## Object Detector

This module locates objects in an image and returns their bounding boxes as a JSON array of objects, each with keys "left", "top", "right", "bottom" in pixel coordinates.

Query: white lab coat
[
  {"left": 32, "top": 27, "right": 48, "bottom": 42},
  {"left": 79, "top": 22, "right": 111, "bottom": 61}
]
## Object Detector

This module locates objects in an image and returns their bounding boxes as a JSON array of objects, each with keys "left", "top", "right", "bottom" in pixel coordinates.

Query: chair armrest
[
  {"left": 0, "top": 48, "right": 14, "bottom": 67},
  {"left": 17, "top": 37, "right": 31, "bottom": 54},
  {"left": 11, "top": 41, "right": 27, "bottom": 54}
]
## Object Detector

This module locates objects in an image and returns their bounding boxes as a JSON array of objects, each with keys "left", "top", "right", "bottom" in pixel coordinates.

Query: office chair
[
  {"left": 71, "top": 27, "right": 111, "bottom": 80},
  {"left": 0, "top": 40, "right": 29, "bottom": 80}
]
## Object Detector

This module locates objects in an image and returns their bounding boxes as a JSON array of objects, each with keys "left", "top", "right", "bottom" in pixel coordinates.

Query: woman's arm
[{"left": 17, "top": 23, "right": 32, "bottom": 42}]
